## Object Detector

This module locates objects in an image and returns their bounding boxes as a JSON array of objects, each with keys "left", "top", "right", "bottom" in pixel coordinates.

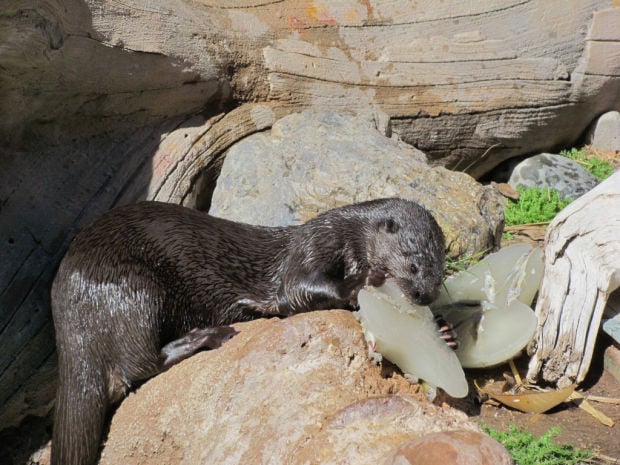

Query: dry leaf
[{"left": 475, "top": 380, "right": 576, "bottom": 414}]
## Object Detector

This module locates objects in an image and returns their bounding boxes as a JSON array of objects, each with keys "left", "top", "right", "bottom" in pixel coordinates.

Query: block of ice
[
  {"left": 432, "top": 244, "right": 543, "bottom": 368},
  {"left": 356, "top": 280, "right": 469, "bottom": 398}
]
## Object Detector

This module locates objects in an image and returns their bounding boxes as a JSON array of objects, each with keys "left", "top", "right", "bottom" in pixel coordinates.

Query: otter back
[{"left": 50, "top": 198, "right": 445, "bottom": 465}]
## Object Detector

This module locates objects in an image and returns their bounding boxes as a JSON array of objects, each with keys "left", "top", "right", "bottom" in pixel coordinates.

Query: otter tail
[{"left": 52, "top": 359, "right": 107, "bottom": 465}]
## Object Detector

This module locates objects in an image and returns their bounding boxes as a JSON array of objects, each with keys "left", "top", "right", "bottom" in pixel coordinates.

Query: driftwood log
[
  {"left": 1, "top": 0, "right": 620, "bottom": 434},
  {"left": 2, "top": 1, "right": 620, "bottom": 175},
  {"left": 527, "top": 171, "right": 620, "bottom": 388}
]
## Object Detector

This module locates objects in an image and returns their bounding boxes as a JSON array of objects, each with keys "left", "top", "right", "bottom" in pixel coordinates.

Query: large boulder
[
  {"left": 99, "top": 310, "right": 510, "bottom": 465},
  {"left": 2, "top": 0, "right": 618, "bottom": 173},
  {"left": 210, "top": 109, "right": 504, "bottom": 257}
]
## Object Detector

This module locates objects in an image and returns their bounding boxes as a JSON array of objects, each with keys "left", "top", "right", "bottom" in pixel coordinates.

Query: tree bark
[
  {"left": 2, "top": 0, "right": 619, "bottom": 175},
  {"left": 527, "top": 171, "right": 620, "bottom": 388}
]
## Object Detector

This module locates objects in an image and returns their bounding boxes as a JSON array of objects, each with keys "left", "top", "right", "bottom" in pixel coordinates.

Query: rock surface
[
  {"left": 385, "top": 430, "right": 513, "bottom": 465},
  {"left": 99, "top": 310, "right": 503, "bottom": 465},
  {"left": 210, "top": 109, "right": 504, "bottom": 257},
  {"left": 2, "top": 0, "right": 619, "bottom": 177},
  {"left": 586, "top": 111, "right": 620, "bottom": 152},
  {"left": 507, "top": 153, "right": 599, "bottom": 200}
]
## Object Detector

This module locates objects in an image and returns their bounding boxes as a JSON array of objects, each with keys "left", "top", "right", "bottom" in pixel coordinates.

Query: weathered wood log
[
  {"left": 527, "top": 171, "right": 620, "bottom": 388},
  {"left": 2, "top": 0, "right": 619, "bottom": 176},
  {"left": 1, "top": 0, "right": 620, "bottom": 435}
]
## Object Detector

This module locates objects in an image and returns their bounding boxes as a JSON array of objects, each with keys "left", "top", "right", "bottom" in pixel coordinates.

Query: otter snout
[
  {"left": 411, "top": 288, "right": 439, "bottom": 306},
  {"left": 398, "top": 278, "right": 441, "bottom": 306}
]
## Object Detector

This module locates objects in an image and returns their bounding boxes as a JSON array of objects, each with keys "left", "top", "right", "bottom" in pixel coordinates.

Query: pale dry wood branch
[
  {"left": 527, "top": 171, "right": 620, "bottom": 388},
  {"left": 151, "top": 103, "right": 284, "bottom": 206}
]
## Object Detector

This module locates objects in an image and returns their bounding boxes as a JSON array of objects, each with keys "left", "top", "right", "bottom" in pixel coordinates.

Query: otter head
[{"left": 367, "top": 202, "right": 445, "bottom": 306}]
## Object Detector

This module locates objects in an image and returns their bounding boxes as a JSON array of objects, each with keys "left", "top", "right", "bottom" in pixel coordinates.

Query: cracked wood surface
[
  {"left": 527, "top": 171, "right": 620, "bottom": 388},
  {"left": 1, "top": 0, "right": 619, "bottom": 434},
  {"left": 2, "top": 1, "right": 619, "bottom": 173}
]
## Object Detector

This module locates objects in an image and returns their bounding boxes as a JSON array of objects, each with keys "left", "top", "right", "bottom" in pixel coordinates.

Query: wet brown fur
[{"left": 51, "top": 198, "right": 445, "bottom": 465}]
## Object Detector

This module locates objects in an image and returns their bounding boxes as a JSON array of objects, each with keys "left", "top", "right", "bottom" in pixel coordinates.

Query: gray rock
[
  {"left": 210, "top": 109, "right": 421, "bottom": 226},
  {"left": 210, "top": 109, "right": 504, "bottom": 257},
  {"left": 586, "top": 111, "right": 620, "bottom": 151},
  {"left": 602, "top": 289, "right": 620, "bottom": 344},
  {"left": 508, "top": 153, "right": 599, "bottom": 200}
]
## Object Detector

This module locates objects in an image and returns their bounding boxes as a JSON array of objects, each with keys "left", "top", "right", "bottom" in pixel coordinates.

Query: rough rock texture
[
  {"left": 384, "top": 431, "right": 513, "bottom": 465},
  {"left": 210, "top": 109, "right": 504, "bottom": 257},
  {"left": 586, "top": 111, "right": 620, "bottom": 151},
  {"left": 507, "top": 153, "right": 600, "bottom": 200},
  {"left": 602, "top": 289, "right": 620, "bottom": 344},
  {"left": 2, "top": 0, "right": 620, "bottom": 436},
  {"left": 99, "top": 310, "right": 500, "bottom": 465}
]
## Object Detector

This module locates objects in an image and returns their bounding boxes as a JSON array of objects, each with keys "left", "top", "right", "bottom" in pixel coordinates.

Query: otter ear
[{"left": 377, "top": 217, "right": 400, "bottom": 233}]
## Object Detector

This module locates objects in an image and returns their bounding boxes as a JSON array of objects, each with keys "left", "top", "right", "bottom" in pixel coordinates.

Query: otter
[{"left": 50, "top": 198, "right": 446, "bottom": 465}]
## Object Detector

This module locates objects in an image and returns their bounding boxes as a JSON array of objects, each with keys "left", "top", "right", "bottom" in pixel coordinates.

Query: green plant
[
  {"left": 560, "top": 147, "right": 614, "bottom": 180},
  {"left": 444, "top": 248, "right": 488, "bottom": 275},
  {"left": 483, "top": 424, "right": 594, "bottom": 465},
  {"left": 502, "top": 230, "right": 515, "bottom": 241},
  {"left": 504, "top": 187, "right": 572, "bottom": 226}
]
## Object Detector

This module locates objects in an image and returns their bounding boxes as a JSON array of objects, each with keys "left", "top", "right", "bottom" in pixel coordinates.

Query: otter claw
[
  {"left": 159, "top": 326, "right": 238, "bottom": 370},
  {"left": 434, "top": 315, "right": 459, "bottom": 350}
]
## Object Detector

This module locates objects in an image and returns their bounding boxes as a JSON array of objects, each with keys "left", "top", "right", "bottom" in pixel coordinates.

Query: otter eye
[{"left": 410, "top": 263, "right": 418, "bottom": 274}]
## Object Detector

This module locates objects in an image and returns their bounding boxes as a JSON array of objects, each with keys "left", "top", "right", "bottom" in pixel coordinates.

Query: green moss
[
  {"left": 504, "top": 187, "right": 572, "bottom": 226},
  {"left": 483, "top": 424, "right": 594, "bottom": 465},
  {"left": 560, "top": 148, "right": 614, "bottom": 180}
]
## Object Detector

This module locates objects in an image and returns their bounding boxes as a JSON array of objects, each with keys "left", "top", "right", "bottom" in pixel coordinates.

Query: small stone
[
  {"left": 508, "top": 153, "right": 599, "bottom": 200},
  {"left": 603, "top": 314, "right": 620, "bottom": 345},
  {"left": 604, "top": 345, "right": 620, "bottom": 385},
  {"left": 384, "top": 430, "right": 512, "bottom": 465},
  {"left": 586, "top": 111, "right": 620, "bottom": 152},
  {"left": 491, "top": 181, "right": 519, "bottom": 200}
]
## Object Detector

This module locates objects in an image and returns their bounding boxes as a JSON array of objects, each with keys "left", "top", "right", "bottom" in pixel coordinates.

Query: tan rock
[
  {"left": 99, "top": 311, "right": 490, "bottom": 465},
  {"left": 385, "top": 430, "right": 512, "bottom": 465}
]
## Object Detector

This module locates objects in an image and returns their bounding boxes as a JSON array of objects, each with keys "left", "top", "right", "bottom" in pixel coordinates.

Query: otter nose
[
  {"left": 414, "top": 292, "right": 433, "bottom": 306},
  {"left": 412, "top": 289, "right": 438, "bottom": 306}
]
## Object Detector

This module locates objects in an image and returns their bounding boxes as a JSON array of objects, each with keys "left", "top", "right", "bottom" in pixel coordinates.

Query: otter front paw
[
  {"left": 345, "top": 270, "right": 386, "bottom": 309},
  {"left": 365, "top": 269, "right": 387, "bottom": 288}
]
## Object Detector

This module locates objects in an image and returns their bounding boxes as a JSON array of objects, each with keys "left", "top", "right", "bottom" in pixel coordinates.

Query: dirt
[
  {"left": 459, "top": 340, "right": 620, "bottom": 462},
  {"left": 456, "top": 225, "right": 620, "bottom": 462}
]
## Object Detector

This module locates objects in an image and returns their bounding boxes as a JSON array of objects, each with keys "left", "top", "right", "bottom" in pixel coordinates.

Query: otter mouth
[{"left": 375, "top": 273, "right": 437, "bottom": 307}]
